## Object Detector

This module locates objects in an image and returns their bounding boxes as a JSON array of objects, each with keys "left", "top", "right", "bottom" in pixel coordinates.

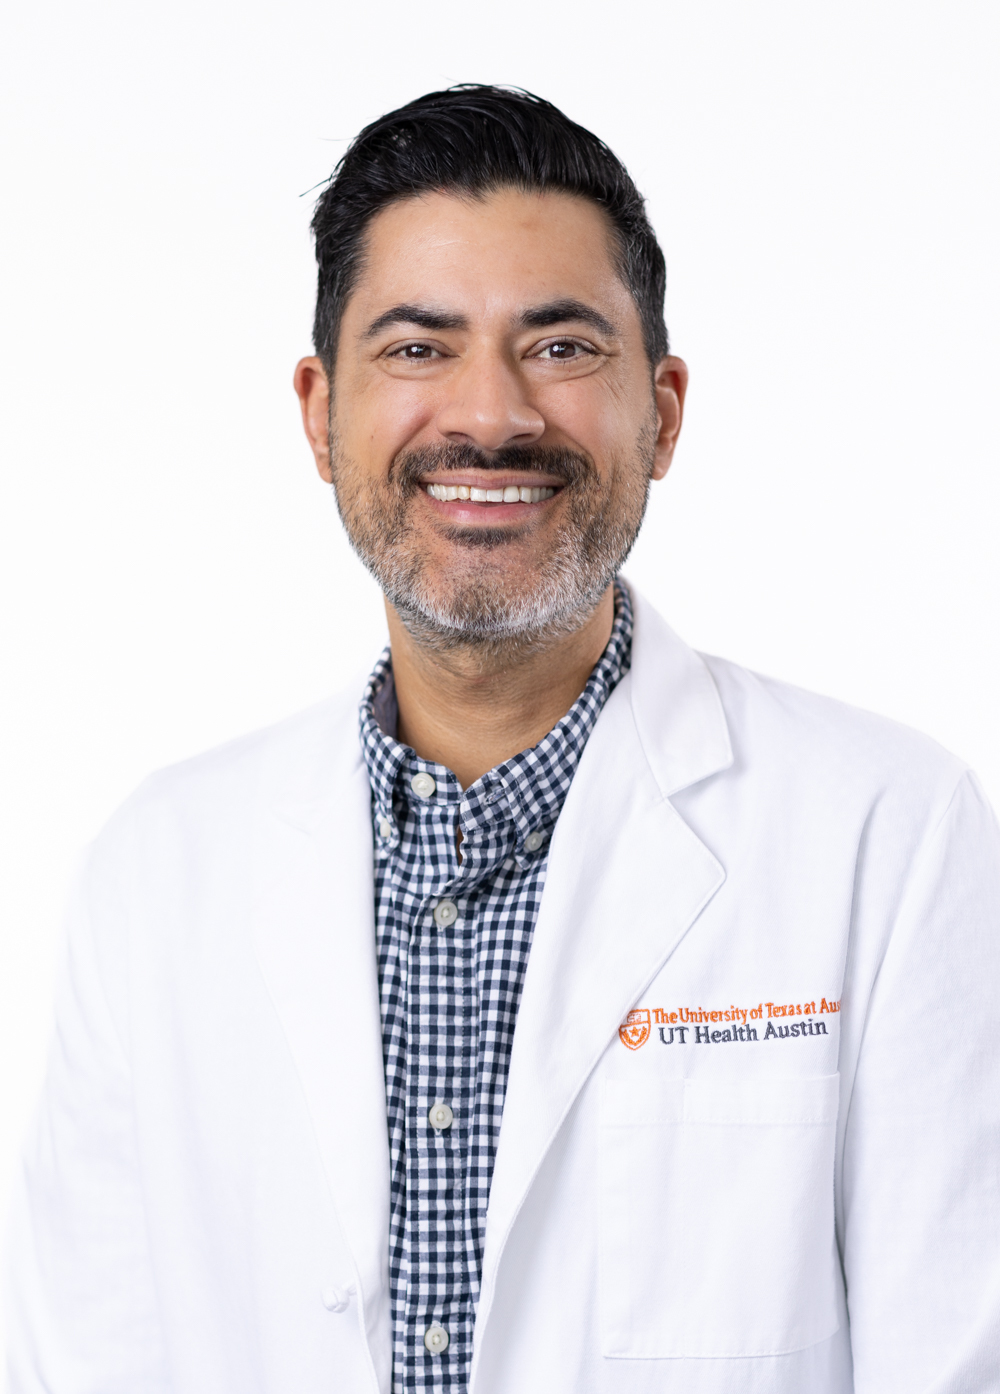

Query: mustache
[{"left": 393, "top": 442, "right": 594, "bottom": 489}]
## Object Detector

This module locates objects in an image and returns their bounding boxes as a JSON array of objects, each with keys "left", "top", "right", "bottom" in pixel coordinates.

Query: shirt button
[
  {"left": 524, "top": 830, "right": 546, "bottom": 852},
  {"left": 378, "top": 818, "right": 393, "bottom": 839},
  {"left": 410, "top": 772, "right": 436, "bottom": 799},
  {"left": 433, "top": 900, "right": 458, "bottom": 927},
  {"left": 428, "top": 1102, "right": 454, "bottom": 1130},
  {"left": 424, "top": 1323, "right": 449, "bottom": 1354}
]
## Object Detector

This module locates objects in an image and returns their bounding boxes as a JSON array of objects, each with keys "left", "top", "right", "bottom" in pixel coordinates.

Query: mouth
[
  {"left": 419, "top": 475, "right": 563, "bottom": 516},
  {"left": 425, "top": 482, "right": 557, "bottom": 504}
]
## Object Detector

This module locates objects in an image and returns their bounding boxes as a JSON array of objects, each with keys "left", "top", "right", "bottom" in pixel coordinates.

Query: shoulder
[
  {"left": 89, "top": 681, "right": 365, "bottom": 866},
  {"left": 625, "top": 584, "right": 969, "bottom": 817},
  {"left": 698, "top": 650, "right": 969, "bottom": 814}
]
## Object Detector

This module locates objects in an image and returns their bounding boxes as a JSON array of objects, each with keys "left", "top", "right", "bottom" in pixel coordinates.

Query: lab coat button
[
  {"left": 410, "top": 773, "right": 436, "bottom": 798},
  {"left": 321, "top": 1286, "right": 351, "bottom": 1313},
  {"left": 433, "top": 900, "right": 458, "bottom": 927},
  {"left": 428, "top": 1102, "right": 454, "bottom": 1130},
  {"left": 424, "top": 1323, "right": 449, "bottom": 1354},
  {"left": 524, "top": 830, "right": 545, "bottom": 852}
]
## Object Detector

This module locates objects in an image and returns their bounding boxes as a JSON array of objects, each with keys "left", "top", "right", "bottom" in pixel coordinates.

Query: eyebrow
[
  {"left": 515, "top": 299, "right": 617, "bottom": 339},
  {"left": 362, "top": 304, "right": 469, "bottom": 339},
  {"left": 361, "top": 297, "right": 618, "bottom": 341}
]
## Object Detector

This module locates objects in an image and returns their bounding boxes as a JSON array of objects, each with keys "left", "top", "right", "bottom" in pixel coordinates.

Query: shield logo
[{"left": 619, "top": 1008, "right": 651, "bottom": 1050}]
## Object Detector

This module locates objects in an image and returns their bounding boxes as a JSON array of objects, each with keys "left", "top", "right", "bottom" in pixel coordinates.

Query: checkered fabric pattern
[{"left": 359, "top": 581, "right": 632, "bottom": 1394}]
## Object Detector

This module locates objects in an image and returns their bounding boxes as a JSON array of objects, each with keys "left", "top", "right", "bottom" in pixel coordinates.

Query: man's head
[{"left": 295, "top": 86, "right": 687, "bottom": 655}]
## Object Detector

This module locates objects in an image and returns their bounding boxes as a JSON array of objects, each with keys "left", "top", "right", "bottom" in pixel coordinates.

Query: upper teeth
[{"left": 426, "top": 484, "right": 556, "bottom": 503}]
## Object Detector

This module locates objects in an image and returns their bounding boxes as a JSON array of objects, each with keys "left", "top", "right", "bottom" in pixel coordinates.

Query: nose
[{"left": 433, "top": 351, "right": 545, "bottom": 451}]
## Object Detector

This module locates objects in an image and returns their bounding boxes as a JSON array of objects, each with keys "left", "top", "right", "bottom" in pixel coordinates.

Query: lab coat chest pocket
[{"left": 599, "top": 1073, "right": 840, "bottom": 1359}]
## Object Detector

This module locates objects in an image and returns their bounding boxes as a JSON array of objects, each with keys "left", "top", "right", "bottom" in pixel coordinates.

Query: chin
[{"left": 390, "top": 562, "right": 611, "bottom": 653}]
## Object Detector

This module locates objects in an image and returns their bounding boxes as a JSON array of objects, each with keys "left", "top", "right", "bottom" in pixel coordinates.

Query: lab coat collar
[{"left": 624, "top": 580, "right": 734, "bottom": 797}]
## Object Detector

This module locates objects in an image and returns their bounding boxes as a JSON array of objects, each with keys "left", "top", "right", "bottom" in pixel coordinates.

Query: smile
[{"left": 424, "top": 484, "right": 557, "bottom": 504}]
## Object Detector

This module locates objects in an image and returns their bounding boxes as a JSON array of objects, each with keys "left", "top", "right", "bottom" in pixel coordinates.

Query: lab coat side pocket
[{"left": 599, "top": 1074, "right": 841, "bottom": 1359}]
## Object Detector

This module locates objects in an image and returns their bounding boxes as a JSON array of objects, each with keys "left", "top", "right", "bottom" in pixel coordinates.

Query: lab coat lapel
[
  {"left": 250, "top": 703, "right": 391, "bottom": 1374},
  {"left": 477, "top": 592, "right": 733, "bottom": 1344}
]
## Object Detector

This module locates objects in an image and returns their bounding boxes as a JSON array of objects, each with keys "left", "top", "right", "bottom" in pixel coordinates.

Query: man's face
[{"left": 296, "top": 188, "right": 686, "bottom": 649}]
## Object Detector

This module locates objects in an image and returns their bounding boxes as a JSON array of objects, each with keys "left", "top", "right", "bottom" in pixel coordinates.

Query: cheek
[
  {"left": 336, "top": 370, "right": 437, "bottom": 459},
  {"left": 545, "top": 375, "right": 647, "bottom": 458}
]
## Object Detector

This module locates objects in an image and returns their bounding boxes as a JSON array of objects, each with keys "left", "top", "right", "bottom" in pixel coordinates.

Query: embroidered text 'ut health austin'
[{"left": 618, "top": 998, "right": 841, "bottom": 1050}]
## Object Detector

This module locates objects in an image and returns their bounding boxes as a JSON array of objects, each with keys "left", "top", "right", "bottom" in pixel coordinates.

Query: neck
[{"left": 386, "top": 587, "right": 616, "bottom": 790}]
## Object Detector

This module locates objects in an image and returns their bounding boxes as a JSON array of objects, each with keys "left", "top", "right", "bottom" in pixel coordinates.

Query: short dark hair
[{"left": 310, "top": 85, "right": 668, "bottom": 373}]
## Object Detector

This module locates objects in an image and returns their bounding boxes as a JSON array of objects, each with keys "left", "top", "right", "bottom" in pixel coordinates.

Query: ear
[
  {"left": 293, "top": 356, "right": 333, "bottom": 483},
  {"left": 651, "top": 355, "right": 689, "bottom": 481}
]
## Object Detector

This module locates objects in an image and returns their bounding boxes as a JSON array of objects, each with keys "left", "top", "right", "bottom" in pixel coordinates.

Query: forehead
[{"left": 347, "top": 187, "right": 635, "bottom": 328}]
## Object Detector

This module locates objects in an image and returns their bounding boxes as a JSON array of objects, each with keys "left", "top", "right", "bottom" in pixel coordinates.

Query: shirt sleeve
[
  {"left": 4, "top": 835, "right": 171, "bottom": 1393},
  {"left": 842, "top": 770, "right": 1000, "bottom": 1392}
]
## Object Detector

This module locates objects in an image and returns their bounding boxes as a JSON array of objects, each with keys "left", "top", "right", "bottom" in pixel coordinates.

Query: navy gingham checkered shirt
[{"left": 359, "top": 581, "right": 632, "bottom": 1393}]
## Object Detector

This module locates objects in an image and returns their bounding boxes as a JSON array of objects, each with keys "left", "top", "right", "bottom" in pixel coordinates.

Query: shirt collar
[{"left": 359, "top": 581, "right": 633, "bottom": 865}]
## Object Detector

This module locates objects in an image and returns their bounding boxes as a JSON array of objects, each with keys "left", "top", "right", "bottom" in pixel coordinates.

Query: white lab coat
[{"left": 6, "top": 586, "right": 1000, "bottom": 1394}]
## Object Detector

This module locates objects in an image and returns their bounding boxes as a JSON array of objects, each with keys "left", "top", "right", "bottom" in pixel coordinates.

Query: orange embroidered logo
[{"left": 619, "top": 1008, "right": 651, "bottom": 1050}]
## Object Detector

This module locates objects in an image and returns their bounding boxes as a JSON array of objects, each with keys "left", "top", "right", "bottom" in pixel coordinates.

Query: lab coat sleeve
[
  {"left": 842, "top": 770, "right": 1000, "bottom": 1393},
  {"left": 4, "top": 831, "right": 171, "bottom": 1393}
]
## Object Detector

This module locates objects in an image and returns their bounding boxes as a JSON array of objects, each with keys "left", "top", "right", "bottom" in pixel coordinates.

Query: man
[{"left": 6, "top": 85, "right": 1000, "bottom": 1394}]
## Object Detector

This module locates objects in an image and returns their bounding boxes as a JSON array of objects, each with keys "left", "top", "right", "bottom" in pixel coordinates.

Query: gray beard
[{"left": 330, "top": 435, "right": 654, "bottom": 657}]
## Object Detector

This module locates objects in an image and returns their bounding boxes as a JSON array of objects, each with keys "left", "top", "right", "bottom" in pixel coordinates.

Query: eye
[
  {"left": 388, "top": 343, "right": 440, "bottom": 361},
  {"left": 536, "top": 340, "right": 594, "bottom": 361}
]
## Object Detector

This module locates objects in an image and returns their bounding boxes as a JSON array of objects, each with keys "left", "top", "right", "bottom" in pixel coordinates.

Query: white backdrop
[{"left": 2, "top": 0, "right": 998, "bottom": 1344}]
